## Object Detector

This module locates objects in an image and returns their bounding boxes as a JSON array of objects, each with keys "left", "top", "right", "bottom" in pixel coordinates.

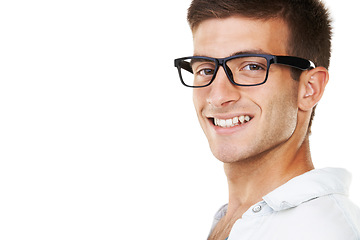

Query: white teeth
[
  {"left": 233, "top": 117, "right": 239, "bottom": 124},
  {"left": 219, "top": 119, "right": 226, "bottom": 127},
  {"left": 214, "top": 115, "right": 252, "bottom": 128},
  {"left": 239, "top": 115, "right": 245, "bottom": 124},
  {"left": 225, "top": 119, "right": 232, "bottom": 127}
]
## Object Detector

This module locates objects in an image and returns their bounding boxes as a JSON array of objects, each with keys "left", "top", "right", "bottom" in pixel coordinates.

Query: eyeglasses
[{"left": 174, "top": 54, "right": 315, "bottom": 88}]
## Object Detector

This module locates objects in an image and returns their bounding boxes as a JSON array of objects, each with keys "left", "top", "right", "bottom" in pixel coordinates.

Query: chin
[
  {"left": 209, "top": 138, "right": 278, "bottom": 164},
  {"left": 210, "top": 144, "right": 250, "bottom": 163}
]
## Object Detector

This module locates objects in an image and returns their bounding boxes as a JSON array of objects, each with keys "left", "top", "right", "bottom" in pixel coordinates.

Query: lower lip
[{"left": 210, "top": 119, "right": 252, "bottom": 135}]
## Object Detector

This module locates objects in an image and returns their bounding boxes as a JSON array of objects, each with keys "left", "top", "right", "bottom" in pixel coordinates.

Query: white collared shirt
[{"left": 210, "top": 168, "right": 360, "bottom": 239}]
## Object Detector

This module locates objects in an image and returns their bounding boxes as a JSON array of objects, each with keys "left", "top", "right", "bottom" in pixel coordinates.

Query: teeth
[
  {"left": 214, "top": 115, "right": 252, "bottom": 128},
  {"left": 219, "top": 119, "right": 226, "bottom": 127},
  {"left": 239, "top": 115, "right": 245, "bottom": 124},
  {"left": 233, "top": 117, "right": 238, "bottom": 124},
  {"left": 225, "top": 119, "right": 232, "bottom": 127}
]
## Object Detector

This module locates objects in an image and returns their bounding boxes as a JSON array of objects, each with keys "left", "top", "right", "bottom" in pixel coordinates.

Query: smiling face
[{"left": 192, "top": 16, "right": 300, "bottom": 163}]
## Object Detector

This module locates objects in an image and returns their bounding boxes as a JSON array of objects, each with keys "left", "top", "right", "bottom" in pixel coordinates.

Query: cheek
[
  {"left": 192, "top": 89, "right": 208, "bottom": 126},
  {"left": 193, "top": 88, "right": 208, "bottom": 112},
  {"left": 262, "top": 84, "right": 299, "bottom": 137},
  {"left": 269, "top": 96, "right": 298, "bottom": 127},
  {"left": 192, "top": 90, "right": 202, "bottom": 115}
]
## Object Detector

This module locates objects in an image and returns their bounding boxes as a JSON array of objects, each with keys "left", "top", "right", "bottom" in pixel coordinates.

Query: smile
[{"left": 213, "top": 115, "right": 252, "bottom": 128}]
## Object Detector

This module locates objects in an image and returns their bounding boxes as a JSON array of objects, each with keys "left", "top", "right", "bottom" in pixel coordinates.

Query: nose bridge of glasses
[
  {"left": 214, "top": 59, "right": 234, "bottom": 84},
  {"left": 207, "top": 61, "right": 242, "bottom": 107}
]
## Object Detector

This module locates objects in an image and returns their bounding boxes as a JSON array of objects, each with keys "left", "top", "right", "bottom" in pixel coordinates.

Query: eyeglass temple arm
[
  {"left": 275, "top": 56, "right": 315, "bottom": 70},
  {"left": 175, "top": 59, "right": 193, "bottom": 73}
]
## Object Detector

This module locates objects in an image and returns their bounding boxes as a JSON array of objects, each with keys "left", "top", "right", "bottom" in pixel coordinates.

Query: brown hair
[{"left": 187, "top": 0, "right": 332, "bottom": 133}]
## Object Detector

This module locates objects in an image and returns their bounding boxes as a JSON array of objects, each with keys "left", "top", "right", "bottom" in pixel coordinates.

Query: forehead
[{"left": 192, "top": 16, "right": 289, "bottom": 58}]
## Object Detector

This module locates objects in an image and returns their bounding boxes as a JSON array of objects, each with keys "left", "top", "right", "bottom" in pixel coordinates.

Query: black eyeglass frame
[{"left": 174, "top": 54, "right": 315, "bottom": 88}]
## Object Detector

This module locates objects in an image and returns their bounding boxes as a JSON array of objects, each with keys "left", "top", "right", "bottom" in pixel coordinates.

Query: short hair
[{"left": 187, "top": 0, "right": 333, "bottom": 133}]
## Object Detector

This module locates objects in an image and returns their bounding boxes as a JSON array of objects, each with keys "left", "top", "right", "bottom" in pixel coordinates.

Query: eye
[
  {"left": 242, "top": 64, "right": 264, "bottom": 71},
  {"left": 198, "top": 68, "right": 215, "bottom": 76}
]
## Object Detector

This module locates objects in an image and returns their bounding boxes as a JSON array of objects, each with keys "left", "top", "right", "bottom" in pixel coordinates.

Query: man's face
[{"left": 192, "top": 16, "right": 300, "bottom": 163}]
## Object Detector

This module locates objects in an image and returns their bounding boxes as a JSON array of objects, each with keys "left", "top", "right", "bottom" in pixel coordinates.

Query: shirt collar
[{"left": 263, "top": 168, "right": 352, "bottom": 212}]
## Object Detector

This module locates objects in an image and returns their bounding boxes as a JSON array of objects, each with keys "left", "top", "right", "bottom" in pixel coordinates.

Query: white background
[{"left": 0, "top": 0, "right": 359, "bottom": 239}]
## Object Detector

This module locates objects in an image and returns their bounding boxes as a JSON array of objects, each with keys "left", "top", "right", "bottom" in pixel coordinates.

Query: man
[{"left": 174, "top": 0, "right": 360, "bottom": 239}]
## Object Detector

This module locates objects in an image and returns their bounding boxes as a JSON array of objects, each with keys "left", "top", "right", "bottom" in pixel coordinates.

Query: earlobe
[{"left": 298, "top": 67, "right": 329, "bottom": 111}]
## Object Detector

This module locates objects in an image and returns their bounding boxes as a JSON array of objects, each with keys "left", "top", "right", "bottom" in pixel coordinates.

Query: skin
[{"left": 192, "top": 16, "right": 329, "bottom": 240}]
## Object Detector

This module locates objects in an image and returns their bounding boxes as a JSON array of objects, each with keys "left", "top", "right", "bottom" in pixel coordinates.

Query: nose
[{"left": 206, "top": 66, "right": 242, "bottom": 108}]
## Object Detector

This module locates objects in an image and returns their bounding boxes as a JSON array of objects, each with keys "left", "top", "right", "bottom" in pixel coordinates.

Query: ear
[{"left": 298, "top": 67, "right": 329, "bottom": 111}]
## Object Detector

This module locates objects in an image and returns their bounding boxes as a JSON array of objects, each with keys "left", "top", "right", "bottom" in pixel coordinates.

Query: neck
[{"left": 223, "top": 134, "right": 314, "bottom": 217}]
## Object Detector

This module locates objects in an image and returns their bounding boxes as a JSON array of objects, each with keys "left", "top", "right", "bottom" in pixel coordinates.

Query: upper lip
[{"left": 206, "top": 113, "right": 254, "bottom": 120}]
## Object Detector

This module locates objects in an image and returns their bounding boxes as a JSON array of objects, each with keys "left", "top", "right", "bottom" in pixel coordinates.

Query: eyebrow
[{"left": 194, "top": 49, "right": 271, "bottom": 58}]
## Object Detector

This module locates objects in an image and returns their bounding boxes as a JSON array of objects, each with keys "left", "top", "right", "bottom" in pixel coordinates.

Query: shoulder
[{"left": 281, "top": 194, "right": 360, "bottom": 239}]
